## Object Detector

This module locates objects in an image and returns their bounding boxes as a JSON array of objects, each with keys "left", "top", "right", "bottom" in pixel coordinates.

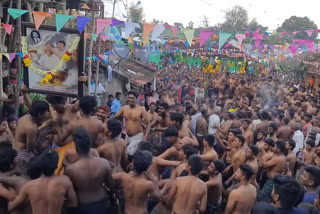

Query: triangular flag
[
  {"left": 84, "top": 33, "right": 91, "bottom": 39},
  {"left": 96, "top": 19, "right": 112, "bottom": 35},
  {"left": 305, "top": 30, "right": 314, "bottom": 37},
  {"left": 151, "top": 24, "right": 165, "bottom": 41},
  {"left": 182, "top": 29, "right": 195, "bottom": 46},
  {"left": 245, "top": 29, "right": 250, "bottom": 37},
  {"left": 56, "top": 14, "right": 74, "bottom": 32},
  {"left": 91, "top": 34, "right": 98, "bottom": 41},
  {"left": 81, "top": 3, "right": 90, "bottom": 10},
  {"left": 170, "top": 26, "right": 178, "bottom": 36},
  {"left": 111, "top": 18, "right": 125, "bottom": 26},
  {"left": 2, "top": 53, "right": 10, "bottom": 62},
  {"left": 253, "top": 28, "right": 260, "bottom": 37},
  {"left": 77, "top": 16, "right": 92, "bottom": 33},
  {"left": 218, "top": 32, "right": 232, "bottom": 49},
  {"left": 2, "top": 24, "right": 13, "bottom": 35},
  {"left": 101, "top": 35, "right": 107, "bottom": 42},
  {"left": 32, "top": 11, "right": 51, "bottom": 30},
  {"left": 8, "top": 8, "right": 28, "bottom": 19},
  {"left": 235, "top": 34, "right": 245, "bottom": 45},
  {"left": 289, "top": 44, "right": 297, "bottom": 55},
  {"left": 124, "top": 22, "right": 140, "bottom": 39},
  {"left": 9, "top": 53, "right": 17, "bottom": 63},
  {"left": 17, "top": 53, "right": 23, "bottom": 59},
  {"left": 200, "top": 30, "right": 214, "bottom": 47},
  {"left": 143, "top": 23, "right": 155, "bottom": 39}
]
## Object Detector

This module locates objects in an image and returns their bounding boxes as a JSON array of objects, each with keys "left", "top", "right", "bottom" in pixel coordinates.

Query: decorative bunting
[
  {"left": 218, "top": 32, "right": 232, "bottom": 49},
  {"left": 170, "top": 26, "right": 178, "bottom": 36},
  {"left": 289, "top": 44, "right": 297, "bottom": 55},
  {"left": 9, "top": 53, "right": 17, "bottom": 63},
  {"left": 101, "top": 34, "right": 108, "bottom": 42},
  {"left": 8, "top": 8, "right": 28, "bottom": 19},
  {"left": 17, "top": 53, "right": 23, "bottom": 59},
  {"left": 77, "top": 16, "right": 92, "bottom": 33},
  {"left": 2, "top": 24, "right": 13, "bottom": 35},
  {"left": 84, "top": 33, "right": 91, "bottom": 39},
  {"left": 305, "top": 30, "right": 314, "bottom": 37},
  {"left": 182, "top": 29, "right": 195, "bottom": 47},
  {"left": 252, "top": 28, "right": 260, "bottom": 37},
  {"left": 200, "top": 30, "right": 214, "bottom": 47},
  {"left": 235, "top": 34, "right": 246, "bottom": 45},
  {"left": 81, "top": 3, "right": 90, "bottom": 10},
  {"left": 96, "top": 19, "right": 112, "bottom": 35},
  {"left": 91, "top": 34, "right": 98, "bottom": 41},
  {"left": 111, "top": 18, "right": 125, "bottom": 26},
  {"left": 143, "top": 23, "right": 155, "bottom": 39},
  {"left": 245, "top": 29, "right": 250, "bottom": 37},
  {"left": 32, "top": 11, "right": 51, "bottom": 30},
  {"left": 151, "top": 24, "right": 165, "bottom": 41},
  {"left": 124, "top": 22, "right": 140, "bottom": 39},
  {"left": 56, "top": 14, "right": 74, "bottom": 32}
]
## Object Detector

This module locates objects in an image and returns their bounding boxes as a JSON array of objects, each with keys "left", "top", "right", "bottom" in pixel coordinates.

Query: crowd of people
[{"left": 0, "top": 62, "right": 320, "bottom": 214}]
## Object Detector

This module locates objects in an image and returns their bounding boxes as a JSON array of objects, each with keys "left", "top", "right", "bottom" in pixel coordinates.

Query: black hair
[
  {"left": 30, "top": 101, "right": 49, "bottom": 118},
  {"left": 213, "top": 160, "right": 225, "bottom": 173},
  {"left": 0, "top": 148, "right": 17, "bottom": 172},
  {"left": 170, "top": 113, "right": 184, "bottom": 125},
  {"left": 108, "top": 94, "right": 114, "bottom": 98},
  {"left": 288, "top": 139, "right": 296, "bottom": 150},
  {"left": 139, "top": 141, "right": 152, "bottom": 152},
  {"left": 107, "top": 119, "right": 122, "bottom": 139},
  {"left": 261, "top": 111, "right": 270, "bottom": 120},
  {"left": 159, "top": 102, "right": 169, "bottom": 110},
  {"left": 79, "top": 96, "right": 97, "bottom": 115},
  {"left": 282, "top": 117, "right": 289, "bottom": 125},
  {"left": 133, "top": 151, "right": 153, "bottom": 174},
  {"left": 46, "top": 95, "right": 67, "bottom": 105},
  {"left": 182, "top": 144, "right": 196, "bottom": 159},
  {"left": 276, "top": 141, "right": 286, "bottom": 154},
  {"left": 264, "top": 138, "right": 275, "bottom": 147},
  {"left": 249, "top": 145, "right": 260, "bottom": 156},
  {"left": 269, "top": 122, "right": 279, "bottom": 131},
  {"left": 236, "top": 135, "right": 245, "bottom": 146},
  {"left": 128, "top": 90, "right": 138, "bottom": 98},
  {"left": 306, "top": 140, "right": 316, "bottom": 148},
  {"left": 305, "top": 165, "right": 320, "bottom": 187},
  {"left": 273, "top": 175, "right": 302, "bottom": 209},
  {"left": 7, "top": 115, "right": 16, "bottom": 123},
  {"left": 230, "top": 128, "right": 242, "bottom": 136},
  {"left": 73, "top": 127, "right": 92, "bottom": 155},
  {"left": 164, "top": 126, "right": 179, "bottom": 137},
  {"left": 58, "top": 40, "right": 66, "bottom": 47},
  {"left": 239, "top": 163, "right": 254, "bottom": 181},
  {"left": 188, "top": 155, "right": 203, "bottom": 176},
  {"left": 242, "top": 119, "right": 251, "bottom": 124},
  {"left": 258, "top": 130, "right": 268, "bottom": 137},
  {"left": 149, "top": 102, "right": 156, "bottom": 106},
  {"left": 204, "top": 134, "right": 215, "bottom": 147},
  {"left": 28, "top": 149, "right": 59, "bottom": 178},
  {"left": 115, "top": 92, "right": 121, "bottom": 97}
]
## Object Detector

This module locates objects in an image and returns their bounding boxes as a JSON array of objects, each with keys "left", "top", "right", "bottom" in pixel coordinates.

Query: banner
[
  {"left": 8, "top": 8, "right": 28, "bottom": 19},
  {"left": 124, "top": 22, "right": 140, "bottom": 39},
  {"left": 151, "top": 24, "right": 165, "bottom": 41},
  {"left": 2, "top": 24, "right": 13, "bottom": 35},
  {"left": 143, "top": 23, "right": 155, "bottom": 39}
]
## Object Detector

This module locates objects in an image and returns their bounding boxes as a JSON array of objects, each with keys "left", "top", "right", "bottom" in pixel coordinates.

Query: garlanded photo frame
[{"left": 22, "top": 23, "right": 83, "bottom": 97}]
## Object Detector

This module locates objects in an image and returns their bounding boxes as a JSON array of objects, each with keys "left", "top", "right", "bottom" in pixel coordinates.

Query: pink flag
[
  {"left": 235, "top": 34, "right": 245, "bottom": 45},
  {"left": 255, "top": 39, "right": 262, "bottom": 48},
  {"left": 304, "top": 40, "right": 316, "bottom": 53},
  {"left": 200, "top": 30, "right": 214, "bottom": 47},
  {"left": 101, "top": 34, "right": 107, "bottom": 42},
  {"left": 263, "top": 45, "right": 268, "bottom": 50},
  {"left": 170, "top": 26, "right": 178, "bottom": 36},
  {"left": 9, "top": 53, "right": 16, "bottom": 62},
  {"left": 252, "top": 28, "right": 260, "bottom": 37},
  {"left": 305, "top": 30, "right": 314, "bottom": 37},
  {"left": 2, "top": 24, "right": 13, "bottom": 35},
  {"left": 292, "top": 31, "right": 299, "bottom": 35},
  {"left": 96, "top": 19, "right": 111, "bottom": 35},
  {"left": 289, "top": 44, "right": 297, "bottom": 55},
  {"left": 245, "top": 29, "right": 250, "bottom": 37}
]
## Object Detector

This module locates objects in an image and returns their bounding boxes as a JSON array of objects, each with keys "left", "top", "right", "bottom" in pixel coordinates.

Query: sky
[{"left": 102, "top": 0, "right": 320, "bottom": 31}]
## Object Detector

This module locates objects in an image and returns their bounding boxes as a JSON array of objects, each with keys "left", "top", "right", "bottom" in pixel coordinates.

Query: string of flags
[{"left": 0, "top": 53, "right": 23, "bottom": 63}]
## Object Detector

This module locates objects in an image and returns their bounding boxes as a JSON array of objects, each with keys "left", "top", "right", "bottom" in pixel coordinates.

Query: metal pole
[
  {"left": 87, "top": 11, "right": 96, "bottom": 95},
  {"left": 0, "top": 18, "right": 3, "bottom": 98},
  {"left": 94, "top": 4, "right": 104, "bottom": 97},
  {"left": 15, "top": 0, "right": 22, "bottom": 116},
  {"left": 112, "top": 0, "right": 116, "bottom": 18}
]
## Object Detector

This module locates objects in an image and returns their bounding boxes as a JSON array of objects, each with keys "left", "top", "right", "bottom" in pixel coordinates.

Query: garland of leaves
[{"left": 21, "top": 36, "right": 80, "bottom": 76}]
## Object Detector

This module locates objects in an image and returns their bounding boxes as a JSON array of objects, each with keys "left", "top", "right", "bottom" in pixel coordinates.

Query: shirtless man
[
  {"left": 97, "top": 119, "right": 128, "bottom": 172},
  {"left": 65, "top": 128, "right": 114, "bottom": 214},
  {"left": 256, "top": 130, "right": 267, "bottom": 152},
  {"left": 286, "top": 139, "right": 297, "bottom": 175},
  {"left": 241, "top": 119, "right": 254, "bottom": 146},
  {"left": 268, "top": 122, "right": 278, "bottom": 142},
  {"left": 205, "top": 160, "right": 224, "bottom": 214},
  {"left": 0, "top": 118, "right": 14, "bottom": 144},
  {"left": 114, "top": 90, "right": 150, "bottom": 156},
  {"left": 15, "top": 101, "right": 50, "bottom": 151},
  {"left": 303, "top": 140, "right": 316, "bottom": 166},
  {"left": 258, "top": 141, "right": 287, "bottom": 202},
  {"left": 200, "top": 134, "right": 218, "bottom": 167},
  {"left": 225, "top": 164, "right": 257, "bottom": 214},
  {"left": 171, "top": 145, "right": 196, "bottom": 179},
  {"left": 8, "top": 150, "right": 77, "bottom": 214},
  {"left": 255, "top": 111, "right": 271, "bottom": 134},
  {"left": 167, "top": 155, "right": 207, "bottom": 214},
  {"left": 261, "top": 138, "right": 275, "bottom": 165},
  {"left": 246, "top": 145, "right": 260, "bottom": 189},
  {"left": 113, "top": 151, "right": 161, "bottom": 214},
  {"left": 215, "top": 112, "right": 232, "bottom": 141},
  {"left": 196, "top": 109, "right": 208, "bottom": 154},
  {"left": 147, "top": 103, "right": 158, "bottom": 123},
  {"left": 276, "top": 117, "right": 292, "bottom": 141}
]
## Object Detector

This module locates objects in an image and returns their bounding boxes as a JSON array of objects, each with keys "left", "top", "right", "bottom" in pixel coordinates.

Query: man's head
[
  {"left": 180, "top": 144, "right": 196, "bottom": 161},
  {"left": 29, "top": 149, "right": 59, "bottom": 178},
  {"left": 306, "top": 140, "right": 316, "bottom": 151},
  {"left": 272, "top": 175, "right": 302, "bottom": 209},
  {"left": 133, "top": 151, "right": 153, "bottom": 174},
  {"left": 57, "top": 40, "right": 66, "bottom": 50},
  {"left": 164, "top": 126, "right": 179, "bottom": 145},
  {"left": 128, "top": 90, "right": 138, "bottom": 106},
  {"left": 7, "top": 115, "right": 17, "bottom": 132},
  {"left": 108, "top": 94, "right": 114, "bottom": 101},
  {"left": 115, "top": 92, "right": 122, "bottom": 100},
  {"left": 234, "top": 135, "right": 245, "bottom": 148},
  {"left": 207, "top": 160, "right": 225, "bottom": 175},
  {"left": 234, "top": 163, "right": 254, "bottom": 182},
  {"left": 79, "top": 96, "right": 97, "bottom": 116},
  {"left": 285, "top": 139, "right": 296, "bottom": 151},
  {"left": 73, "top": 127, "right": 92, "bottom": 156},
  {"left": 228, "top": 128, "right": 242, "bottom": 142},
  {"left": 0, "top": 117, "right": 8, "bottom": 133},
  {"left": 158, "top": 102, "right": 169, "bottom": 117},
  {"left": 149, "top": 103, "right": 156, "bottom": 113},
  {"left": 139, "top": 141, "right": 152, "bottom": 153},
  {"left": 204, "top": 134, "right": 215, "bottom": 148},
  {"left": 187, "top": 155, "right": 203, "bottom": 176},
  {"left": 268, "top": 122, "right": 278, "bottom": 135},
  {"left": 301, "top": 165, "right": 320, "bottom": 189},
  {"left": 30, "top": 100, "right": 50, "bottom": 120},
  {"left": 241, "top": 119, "right": 251, "bottom": 130},
  {"left": 274, "top": 141, "right": 286, "bottom": 155},
  {"left": 169, "top": 105, "right": 176, "bottom": 114},
  {"left": 246, "top": 145, "right": 260, "bottom": 159},
  {"left": 46, "top": 95, "right": 67, "bottom": 113},
  {"left": 257, "top": 130, "right": 267, "bottom": 141},
  {"left": 0, "top": 148, "right": 17, "bottom": 172},
  {"left": 96, "top": 105, "right": 109, "bottom": 122},
  {"left": 169, "top": 112, "right": 184, "bottom": 127},
  {"left": 103, "top": 119, "right": 122, "bottom": 139}
]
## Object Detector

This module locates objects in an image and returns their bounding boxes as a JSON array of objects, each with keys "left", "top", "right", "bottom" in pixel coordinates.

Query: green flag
[
  {"left": 219, "top": 32, "right": 233, "bottom": 50},
  {"left": 91, "top": 34, "right": 98, "bottom": 41},
  {"left": 182, "top": 29, "right": 195, "bottom": 47},
  {"left": 56, "top": 14, "right": 74, "bottom": 32},
  {"left": 149, "top": 53, "right": 161, "bottom": 65},
  {"left": 8, "top": 8, "right": 29, "bottom": 19}
]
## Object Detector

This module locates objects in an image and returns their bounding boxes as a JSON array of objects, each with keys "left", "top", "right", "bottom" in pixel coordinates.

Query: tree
[
  {"left": 202, "top": 16, "right": 209, "bottom": 28},
  {"left": 277, "top": 16, "right": 318, "bottom": 40},
  {"left": 247, "top": 18, "right": 268, "bottom": 33},
  {"left": 128, "top": 2, "right": 144, "bottom": 23},
  {"left": 174, "top": 22, "right": 184, "bottom": 30},
  {"left": 219, "top": 6, "right": 248, "bottom": 33},
  {"left": 188, "top": 21, "right": 194, "bottom": 29},
  {"left": 152, "top": 19, "right": 163, "bottom": 25}
]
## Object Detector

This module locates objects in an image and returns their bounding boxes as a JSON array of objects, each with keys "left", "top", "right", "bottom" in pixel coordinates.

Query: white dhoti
[{"left": 127, "top": 132, "right": 144, "bottom": 156}]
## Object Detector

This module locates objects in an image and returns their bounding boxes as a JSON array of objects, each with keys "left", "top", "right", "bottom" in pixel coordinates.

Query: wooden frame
[{"left": 22, "top": 22, "right": 83, "bottom": 97}]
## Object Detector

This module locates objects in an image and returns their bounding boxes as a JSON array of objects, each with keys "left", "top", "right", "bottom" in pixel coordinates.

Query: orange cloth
[
  {"left": 310, "top": 78, "right": 315, "bottom": 87},
  {"left": 54, "top": 142, "right": 75, "bottom": 175}
]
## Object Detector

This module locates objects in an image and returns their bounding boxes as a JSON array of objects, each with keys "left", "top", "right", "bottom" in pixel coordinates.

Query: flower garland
[
  {"left": 203, "top": 60, "right": 221, "bottom": 73},
  {"left": 21, "top": 36, "right": 80, "bottom": 78}
]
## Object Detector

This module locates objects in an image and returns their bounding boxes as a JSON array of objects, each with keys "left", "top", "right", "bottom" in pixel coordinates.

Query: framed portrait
[{"left": 22, "top": 23, "right": 83, "bottom": 96}]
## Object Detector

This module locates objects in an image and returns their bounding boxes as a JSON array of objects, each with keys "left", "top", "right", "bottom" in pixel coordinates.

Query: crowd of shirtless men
[{"left": 0, "top": 68, "right": 320, "bottom": 214}]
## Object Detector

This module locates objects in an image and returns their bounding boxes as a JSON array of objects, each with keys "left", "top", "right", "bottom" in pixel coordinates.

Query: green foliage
[{"left": 129, "top": 2, "right": 144, "bottom": 23}]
